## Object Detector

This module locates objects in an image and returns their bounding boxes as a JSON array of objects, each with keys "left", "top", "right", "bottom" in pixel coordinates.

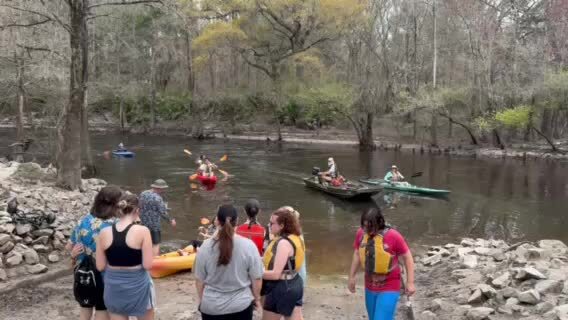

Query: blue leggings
[{"left": 364, "top": 290, "right": 400, "bottom": 320}]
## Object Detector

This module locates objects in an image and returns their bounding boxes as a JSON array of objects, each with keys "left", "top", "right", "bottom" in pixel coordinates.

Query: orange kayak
[{"left": 150, "top": 246, "right": 196, "bottom": 278}]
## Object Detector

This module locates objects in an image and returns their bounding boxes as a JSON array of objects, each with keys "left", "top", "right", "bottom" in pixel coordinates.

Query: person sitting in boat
[
  {"left": 196, "top": 155, "right": 217, "bottom": 178},
  {"left": 320, "top": 157, "right": 345, "bottom": 186},
  {"left": 117, "top": 142, "right": 126, "bottom": 151},
  {"left": 384, "top": 165, "right": 408, "bottom": 185}
]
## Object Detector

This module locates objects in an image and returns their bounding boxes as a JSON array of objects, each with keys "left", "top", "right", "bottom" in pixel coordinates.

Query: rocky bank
[
  {"left": 0, "top": 161, "right": 106, "bottom": 285},
  {"left": 414, "top": 238, "right": 568, "bottom": 320}
]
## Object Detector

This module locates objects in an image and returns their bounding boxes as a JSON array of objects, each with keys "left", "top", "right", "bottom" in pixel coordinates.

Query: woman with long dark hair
[
  {"left": 348, "top": 208, "right": 415, "bottom": 320},
  {"left": 194, "top": 204, "right": 264, "bottom": 320},
  {"left": 236, "top": 199, "right": 266, "bottom": 255},
  {"left": 96, "top": 194, "right": 155, "bottom": 320},
  {"left": 68, "top": 185, "right": 122, "bottom": 320},
  {"left": 262, "top": 209, "right": 306, "bottom": 320}
]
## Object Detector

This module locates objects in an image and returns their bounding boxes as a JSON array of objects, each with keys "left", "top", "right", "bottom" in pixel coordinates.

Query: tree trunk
[
  {"left": 432, "top": 0, "right": 437, "bottom": 89},
  {"left": 430, "top": 113, "right": 438, "bottom": 147},
  {"left": 119, "top": 96, "right": 127, "bottom": 131},
  {"left": 532, "top": 126, "right": 560, "bottom": 153},
  {"left": 150, "top": 87, "right": 157, "bottom": 130},
  {"left": 15, "top": 53, "right": 25, "bottom": 143},
  {"left": 359, "top": 112, "right": 375, "bottom": 150},
  {"left": 57, "top": 0, "right": 86, "bottom": 190},
  {"left": 185, "top": 32, "right": 195, "bottom": 94},
  {"left": 448, "top": 109, "right": 453, "bottom": 138},
  {"left": 80, "top": 0, "right": 95, "bottom": 177},
  {"left": 492, "top": 128, "right": 504, "bottom": 149}
]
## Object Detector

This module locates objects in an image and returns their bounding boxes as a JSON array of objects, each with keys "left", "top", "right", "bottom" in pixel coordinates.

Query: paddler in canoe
[
  {"left": 384, "top": 165, "right": 409, "bottom": 186},
  {"left": 192, "top": 155, "right": 218, "bottom": 190},
  {"left": 318, "top": 157, "right": 345, "bottom": 186}
]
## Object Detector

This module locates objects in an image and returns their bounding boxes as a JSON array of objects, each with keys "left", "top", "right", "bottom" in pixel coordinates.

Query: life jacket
[
  {"left": 236, "top": 223, "right": 266, "bottom": 256},
  {"left": 263, "top": 234, "right": 305, "bottom": 273},
  {"left": 358, "top": 228, "right": 395, "bottom": 275}
]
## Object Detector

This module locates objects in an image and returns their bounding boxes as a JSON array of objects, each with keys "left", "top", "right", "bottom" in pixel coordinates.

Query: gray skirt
[{"left": 103, "top": 268, "right": 155, "bottom": 317}]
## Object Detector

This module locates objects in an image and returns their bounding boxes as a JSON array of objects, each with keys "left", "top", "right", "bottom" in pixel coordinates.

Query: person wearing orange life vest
[
  {"left": 262, "top": 208, "right": 305, "bottom": 320},
  {"left": 348, "top": 208, "right": 415, "bottom": 320}
]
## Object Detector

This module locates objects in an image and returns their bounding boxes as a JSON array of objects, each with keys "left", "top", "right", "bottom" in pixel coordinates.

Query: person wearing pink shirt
[{"left": 348, "top": 208, "right": 415, "bottom": 320}]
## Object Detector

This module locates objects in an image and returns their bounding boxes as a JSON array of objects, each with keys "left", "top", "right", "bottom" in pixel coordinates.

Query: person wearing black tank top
[{"left": 96, "top": 194, "right": 155, "bottom": 320}]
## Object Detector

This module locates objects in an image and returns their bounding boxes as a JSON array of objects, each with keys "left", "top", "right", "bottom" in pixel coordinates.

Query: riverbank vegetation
[{"left": 1, "top": 0, "right": 568, "bottom": 188}]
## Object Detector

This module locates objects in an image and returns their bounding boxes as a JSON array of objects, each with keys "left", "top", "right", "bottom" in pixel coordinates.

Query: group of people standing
[{"left": 67, "top": 177, "right": 415, "bottom": 320}]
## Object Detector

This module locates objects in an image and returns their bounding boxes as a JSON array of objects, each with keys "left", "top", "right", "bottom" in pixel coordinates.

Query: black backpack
[{"left": 73, "top": 256, "right": 102, "bottom": 306}]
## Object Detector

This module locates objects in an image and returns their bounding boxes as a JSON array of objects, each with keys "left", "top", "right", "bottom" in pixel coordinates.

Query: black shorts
[
  {"left": 263, "top": 275, "right": 303, "bottom": 317},
  {"left": 150, "top": 230, "right": 161, "bottom": 245},
  {"left": 201, "top": 303, "right": 253, "bottom": 320}
]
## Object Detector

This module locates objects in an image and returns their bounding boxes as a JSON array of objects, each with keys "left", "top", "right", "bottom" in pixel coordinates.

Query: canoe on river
[
  {"left": 303, "top": 176, "right": 382, "bottom": 200},
  {"left": 112, "top": 150, "right": 135, "bottom": 158},
  {"left": 359, "top": 179, "right": 450, "bottom": 196}
]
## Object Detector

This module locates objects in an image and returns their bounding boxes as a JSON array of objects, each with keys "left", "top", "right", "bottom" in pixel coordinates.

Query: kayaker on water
[
  {"left": 117, "top": 142, "right": 126, "bottom": 151},
  {"left": 197, "top": 155, "right": 217, "bottom": 178},
  {"left": 319, "top": 157, "right": 345, "bottom": 186},
  {"left": 384, "top": 165, "right": 405, "bottom": 183}
]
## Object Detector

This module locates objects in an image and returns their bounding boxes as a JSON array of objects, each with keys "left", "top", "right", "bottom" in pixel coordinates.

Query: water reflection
[{"left": 1, "top": 129, "right": 568, "bottom": 274}]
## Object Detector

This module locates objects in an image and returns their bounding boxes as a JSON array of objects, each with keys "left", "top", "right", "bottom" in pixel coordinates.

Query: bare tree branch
[
  {"left": 88, "top": 0, "right": 162, "bottom": 10},
  {"left": 0, "top": 19, "right": 52, "bottom": 30},
  {"left": 276, "top": 37, "right": 331, "bottom": 62},
  {"left": 0, "top": 4, "right": 70, "bottom": 32}
]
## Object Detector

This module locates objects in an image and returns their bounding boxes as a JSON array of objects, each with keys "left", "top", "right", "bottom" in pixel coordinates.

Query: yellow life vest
[
  {"left": 263, "top": 234, "right": 305, "bottom": 273},
  {"left": 358, "top": 229, "right": 394, "bottom": 275}
]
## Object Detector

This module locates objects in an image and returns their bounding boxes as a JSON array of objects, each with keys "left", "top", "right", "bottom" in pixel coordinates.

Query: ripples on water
[{"left": 2, "top": 130, "right": 567, "bottom": 274}]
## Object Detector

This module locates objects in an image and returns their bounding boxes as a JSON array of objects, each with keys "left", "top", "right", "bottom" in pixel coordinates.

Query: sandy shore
[{"left": 0, "top": 272, "right": 368, "bottom": 320}]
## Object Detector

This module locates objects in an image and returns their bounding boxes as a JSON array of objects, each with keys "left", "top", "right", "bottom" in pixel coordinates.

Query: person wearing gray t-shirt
[{"left": 194, "top": 205, "right": 263, "bottom": 319}]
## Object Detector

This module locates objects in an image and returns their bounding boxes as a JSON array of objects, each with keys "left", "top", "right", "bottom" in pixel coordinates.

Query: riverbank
[{"left": 2, "top": 116, "right": 568, "bottom": 162}]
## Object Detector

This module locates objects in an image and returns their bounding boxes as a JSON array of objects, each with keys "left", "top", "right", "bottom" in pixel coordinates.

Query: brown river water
[{"left": 3, "top": 130, "right": 568, "bottom": 275}]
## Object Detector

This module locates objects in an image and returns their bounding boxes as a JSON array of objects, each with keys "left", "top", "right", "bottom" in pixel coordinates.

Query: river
[{"left": 2, "top": 130, "right": 568, "bottom": 274}]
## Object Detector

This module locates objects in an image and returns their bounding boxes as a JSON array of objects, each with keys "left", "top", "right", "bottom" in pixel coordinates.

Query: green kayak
[{"left": 360, "top": 179, "right": 450, "bottom": 196}]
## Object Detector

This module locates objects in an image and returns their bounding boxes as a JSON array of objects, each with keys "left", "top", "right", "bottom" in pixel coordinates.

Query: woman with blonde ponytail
[{"left": 194, "top": 204, "right": 264, "bottom": 320}]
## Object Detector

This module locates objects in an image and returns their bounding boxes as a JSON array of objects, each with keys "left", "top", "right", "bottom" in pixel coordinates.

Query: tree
[
  {"left": 193, "top": 0, "right": 363, "bottom": 141},
  {"left": 495, "top": 105, "right": 561, "bottom": 153}
]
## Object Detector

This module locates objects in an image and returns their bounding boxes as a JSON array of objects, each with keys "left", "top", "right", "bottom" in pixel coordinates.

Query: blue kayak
[{"left": 112, "top": 150, "right": 135, "bottom": 158}]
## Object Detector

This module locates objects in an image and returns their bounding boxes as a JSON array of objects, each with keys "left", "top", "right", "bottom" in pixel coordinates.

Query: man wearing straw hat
[{"left": 139, "top": 179, "right": 177, "bottom": 256}]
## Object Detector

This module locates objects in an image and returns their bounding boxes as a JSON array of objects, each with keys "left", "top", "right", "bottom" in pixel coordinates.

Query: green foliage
[
  {"left": 495, "top": 105, "right": 532, "bottom": 128},
  {"left": 287, "top": 82, "right": 355, "bottom": 125},
  {"left": 539, "top": 71, "right": 568, "bottom": 109}
]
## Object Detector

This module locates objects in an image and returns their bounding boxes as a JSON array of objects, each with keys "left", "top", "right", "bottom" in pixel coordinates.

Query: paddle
[
  {"left": 410, "top": 172, "right": 423, "bottom": 178},
  {"left": 183, "top": 149, "right": 230, "bottom": 179},
  {"left": 219, "top": 154, "right": 228, "bottom": 162}
]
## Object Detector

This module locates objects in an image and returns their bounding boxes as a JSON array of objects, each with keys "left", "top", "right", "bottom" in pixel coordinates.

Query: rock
[
  {"left": 461, "top": 239, "right": 476, "bottom": 247},
  {"left": 52, "top": 238, "right": 64, "bottom": 250},
  {"left": 23, "top": 236, "right": 33, "bottom": 244},
  {"left": 0, "top": 233, "right": 11, "bottom": 246},
  {"left": 421, "top": 310, "right": 437, "bottom": 320},
  {"left": 478, "top": 284, "right": 497, "bottom": 299},
  {"left": 564, "top": 280, "right": 568, "bottom": 295},
  {"left": 492, "top": 272, "right": 511, "bottom": 289},
  {"left": 0, "top": 241, "right": 14, "bottom": 254},
  {"left": 427, "top": 298, "right": 443, "bottom": 312},
  {"left": 32, "top": 244, "right": 49, "bottom": 253},
  {"left": 458, "top": 247, "right": 474, "bottom": 257},
  {"left": 506, "top": 297, "right": 520, "bottom": 305},
  {"left": 0, "top": 224, "right": 15, "bottom": 234},
  {"left": 26, "top": 263, "right": 48, "bottom": 274},
  {"left": 526, "top": 248, "right": 549, "bottom": 260},
  {"left": 6, "top": 252, "right": 23, "bottom": 267},
  {"left": 15, "top": 223, "right": 32, "bottom": 235},
  {"left": 551, "top": 258, "right": 565, "bottom": 269},
  {"left": 500, "top": 287, "right": 519, "bottom": 299},
  {"left": 0, "top": 268, "right": 6, "bottom": 281},
  {"left": 466, "top": 307, "right": 494, "bottom": 320},
  {"left": 32, "top": 235, "right": 49, "bottom": 245},
  {"left": 474, "top": 247, "right": 491, "bottom": 255},
  {"left": 538, "top": 240, "right": 568, "bottom": 255},
  {"left": 497, "top": 305, "right": 514, "bottom": 315},
  {"left": 423, "top": 254, "right": 443, "bottom": 266},
  {"left": 516, "top": 267, "right": 547, "bottom": 280},
  {"left": 47, "top": 253, "right": 59, "bottom": 263},
  {"left": 31, "top": 229, "right": 53, "bottom": 238},
  {"left": 461, "top": 255, "right": 478, "bottom": 269},
  {"left": 518, "top": 289, "right": 541, "bottom": 305},
  {"left": 536, "top": 301, "right": 555, "bottom": 314},
  {"left": 444, "top": 243, "right": 457, "bottom": 249},
  {"left": 548, "top": 269, "right": 568, "bottom": 282},
  {"left": 475, "top": 239, "right": 487, "bottom": 247},
  {"left": 6, "top": 266, "right": 27, "bottom": 278},
  {"left": 492, "top": 251, "right": 506, "bottom": 262},
  {"left": 53, "top": 231, "right": 65, "bottom": 241},
  {"left": 468, "top": 289, "right": 484, "bottom": 304},
  {"left": 555, "top": 305, "right": 568, "bottom": 319},
  {"left": 536, "top": 280, "right": 564, "bottom": 294},
  {"left": 23, "top": 249, "right": 39, "bottom": 264}
]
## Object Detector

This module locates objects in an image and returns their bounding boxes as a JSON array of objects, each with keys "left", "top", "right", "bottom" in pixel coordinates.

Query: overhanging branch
[
  {"left": 88, "top": 0, "right": 162, "bottom": 10},
  {"left": 0, "top": 18, "right": 52, "bottom": 30}
]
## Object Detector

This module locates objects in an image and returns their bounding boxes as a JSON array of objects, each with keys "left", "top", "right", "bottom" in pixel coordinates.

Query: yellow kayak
[{"left": 150, "top": 245, "right": 196, "bottom": 278}]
